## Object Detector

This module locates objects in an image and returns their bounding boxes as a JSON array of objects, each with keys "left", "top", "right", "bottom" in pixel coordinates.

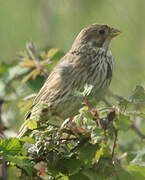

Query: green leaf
[
  {"left": 20, "top": 136, "right": 35, "bottom": 144},
  {"left": 119, "top": 98, "right": 129, "bottom": 109},
  {"left": 82, "top": 170, "right": 101, "bottom": 180},
  {"left": 79, "top": 106, "right": 89, "bottom": 114},
  {"left": 27, "top": 119, "right": 37, "bottom": 130},
  {"left": 0, "top": 138, "right": 22, "bottom": 155},
  {"left": 0, "top": 61, "right": 17, "bottom": 75},
  {"left": 6, "top": 155, "right": 35, "bottom": 176},
  {"left": 49, "top": 118, "right": 62, "bottom": 127},
  {"left": 57, "top": 175, "right": 69, "bottom": 180},
  {"left": 79, "top": 143, "right": 97, "bottom": 165},
  {"left": 69, "top": 172, "right": 89, "bottom": 180},
  {"left": 7, "top": 165, "right": 21, "bottom": 180},
  {"left": 108, "top": 167, "right": 133, "bottom": 180},
  {"left": 129, "top": 85, "right": 145, "bottom": 103},
  {"left": 26, "top": 75, "right": 45, "bottom": 91},
  {"left": 91, "top": 128, "right": 104, "bottom": 143},
  {"left": 115, "top": 114, "right": 132, "bottom": 131},
  {"left": 59, "top": 156, "right": 81, "bottom": 175},
  {"left": 128, "top": 164, "right": 145, "bottom": 179},
  {"left": 127, "top": 152, "right": 137, "bottom": 162},
  {"left": 95, "top": 145, "right": 110, "bottom": 161}
]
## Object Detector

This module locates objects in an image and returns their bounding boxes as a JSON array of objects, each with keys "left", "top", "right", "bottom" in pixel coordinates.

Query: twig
[
  {"left": 26, "top": 42, "right": 48, "bottom": 78},
  {"left": 112, "top": 130, "right": 118, "bottom": 159},
  {"left": 107, "top": 90, "right": 125, "bottom": 102}
]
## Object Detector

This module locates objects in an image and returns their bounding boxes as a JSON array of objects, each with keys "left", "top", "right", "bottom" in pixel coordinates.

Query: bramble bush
[{"left": 1, "top": 42, "right": 145, "bottom": 180}]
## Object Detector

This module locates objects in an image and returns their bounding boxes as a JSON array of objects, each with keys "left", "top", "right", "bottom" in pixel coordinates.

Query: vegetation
[
  {"left": 0, "top": 1, "right": 145, "bottom": 179},
  {"left": 0, "top": 43, "right": 145, "bottom": 179}
]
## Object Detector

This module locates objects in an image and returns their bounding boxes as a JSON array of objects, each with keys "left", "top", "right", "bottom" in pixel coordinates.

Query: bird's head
[{"left": 73, "top": 24, "right": 121, "bottom": 50}]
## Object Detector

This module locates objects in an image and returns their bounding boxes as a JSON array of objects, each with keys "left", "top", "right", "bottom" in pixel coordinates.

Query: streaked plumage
[{"left": 18, "top": 24, "right": 120, "bottom": 137}]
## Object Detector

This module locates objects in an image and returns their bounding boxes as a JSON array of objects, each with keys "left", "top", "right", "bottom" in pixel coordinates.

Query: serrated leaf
[
  {"left": 0, "top": 138, "right": 22, "bottom": 155},
  {"left": 27, "top": 119, "right": 37, "bottom": 130}
]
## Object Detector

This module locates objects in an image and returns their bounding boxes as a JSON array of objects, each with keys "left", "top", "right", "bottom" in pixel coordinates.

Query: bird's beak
[{"left": 110, "top": 28, "right": 121, "bottom": 38}]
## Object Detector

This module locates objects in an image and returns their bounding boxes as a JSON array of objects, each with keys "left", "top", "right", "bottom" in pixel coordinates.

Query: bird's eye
[{"left": 99, "top": 29, "right": 105, "bottom": 35}]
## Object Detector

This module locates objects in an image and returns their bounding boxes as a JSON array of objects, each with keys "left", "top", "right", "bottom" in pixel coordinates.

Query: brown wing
[{"left": 33, "top": 52, "right": 83, "bottom": 107}]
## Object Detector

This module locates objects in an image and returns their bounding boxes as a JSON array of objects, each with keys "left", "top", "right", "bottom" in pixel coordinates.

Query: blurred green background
[
  {"left": 1, "top": 2, "right": 145, "bottom": 178},
  {"left": 1, "top": 0, "right": 145, "bottom": 96}
]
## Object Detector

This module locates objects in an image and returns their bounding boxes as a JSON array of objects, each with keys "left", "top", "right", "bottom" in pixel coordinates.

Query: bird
[{"left": 18, "top": 24, "right": 121, "bottom": 138}]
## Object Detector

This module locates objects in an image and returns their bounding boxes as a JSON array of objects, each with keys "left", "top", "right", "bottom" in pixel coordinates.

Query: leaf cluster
[{"left": 1, "top": 43, "right": 145, "bottom": 180}]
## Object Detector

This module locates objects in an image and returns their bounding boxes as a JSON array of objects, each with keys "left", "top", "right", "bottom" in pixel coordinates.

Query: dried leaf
[
  {"left": 20, "top": 60, "right": 35, "bottom": 67},
  {"left": 22, "top": 69, "right": 41, "bottom": 83},
  {"left": 46, "top": 48, "right": 60, "bottom": 58}
]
